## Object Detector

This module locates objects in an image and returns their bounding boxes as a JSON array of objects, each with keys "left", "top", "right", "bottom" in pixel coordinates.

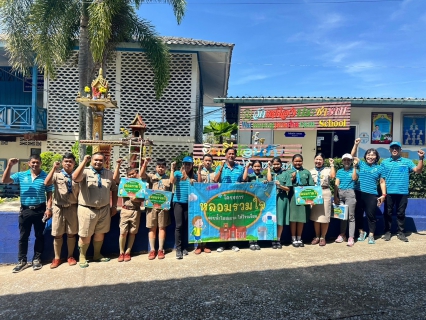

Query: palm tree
[
  {"left": 0, "top": 0, "right": 186, "bottom": 160},
  {"left": 203, "top": 121, "right": 238, "bottom": 144}
]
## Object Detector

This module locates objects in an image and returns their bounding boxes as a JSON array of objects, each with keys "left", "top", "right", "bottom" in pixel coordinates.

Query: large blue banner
[{"left": 188, "top": 182, "right": 277, "bottom": 243}]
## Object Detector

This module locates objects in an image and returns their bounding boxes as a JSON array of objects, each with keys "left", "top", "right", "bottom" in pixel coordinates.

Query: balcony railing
[{"left": 0, "top": 105, "right": 47, "bottom": 133}]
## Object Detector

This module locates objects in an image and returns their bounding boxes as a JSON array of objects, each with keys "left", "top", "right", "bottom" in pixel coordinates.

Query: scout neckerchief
[
  {"left": 156, "top": 172, "right": 166, "bottom": 188},
  {"left": 90, "top": 166, "right": 103, "bottom": 188},
  {"left": 314, "top": 166, "right": 323, "bottom": 186},
  {"left": 61, "top": 169, "right": 73, "bottom": 194},
  {"left": 203, "top": 167, "right": 212, "bottom": 183},
  {"left": 295, "top": 167, "right": 304, "bottom": 185},
  {"left": 273, "top": 169, "right": 282, "bottom": 181}
]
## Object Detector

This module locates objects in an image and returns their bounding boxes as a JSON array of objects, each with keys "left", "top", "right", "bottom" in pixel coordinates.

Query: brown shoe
[
  {"left": 203, "top": 247, "right": 212, "bottom": 253},
  {"left": 157, "top": 250, "right": 165, "bottom": 259},
  {"left": 311, "top": 237, "right": 320, "bottom": 245},
  {"left": 124, "top": 253, "right": 131, "bottom": 262},
  {"left": 319, "top": 238, "right": 326, "bottom": 246},
  {"left": 67, "top": 257, "right": 77, "bottom": 266},
  {"left": 118, "top": 253, "right": 125, "bottom": 262},
  {"left": 194, "top": 248, "right": 202, "bottom": 255},
  {"left": 148, "top": 250, "right": 157, "bottom": 260},
  {"left": 50, "top": 258, "right": 61, "bottom": 269}
]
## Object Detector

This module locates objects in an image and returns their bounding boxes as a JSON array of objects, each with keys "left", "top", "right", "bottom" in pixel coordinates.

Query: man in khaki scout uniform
[
  {"left": 140, "top": 158, "right": 172, "bottom": 260},
  {"left": 44, "top": 152, "right": 79, "bottom": 268},
  {"left": 73, "top": 153, "right": 118, "bottom": 268}
]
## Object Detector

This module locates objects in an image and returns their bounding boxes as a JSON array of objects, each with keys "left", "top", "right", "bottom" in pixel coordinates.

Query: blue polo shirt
[
  {"left": 355, "top": 161, "right": 384, "bottom": 195},
  {"left": 336, "top": 168, "right": 358, "bottom": 190},
  {"left": 173, "top": 171, "right": 197, "bottom": 203},
  {"left": 381, "top": 157, "right": 416, "bottom": 195},
  {"left": 215, "top": 163, "right": 244, "bottom": 183},
  {"left": 11, "top": 170, "right": 53, "bottom": 206}
]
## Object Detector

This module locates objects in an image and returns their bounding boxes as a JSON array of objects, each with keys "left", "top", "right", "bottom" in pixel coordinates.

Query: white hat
[{"left": 342, "top": 153, "right": 353, "bottom": 160}]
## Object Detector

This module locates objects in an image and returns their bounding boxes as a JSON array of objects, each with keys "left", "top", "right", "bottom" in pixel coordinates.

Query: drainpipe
[{"left": 31, "top": 65, "right": 37, "bottom": 131}]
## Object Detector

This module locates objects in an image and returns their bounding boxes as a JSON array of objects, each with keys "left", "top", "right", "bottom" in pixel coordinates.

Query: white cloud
[
  {"left": 390, "top": 0, "right": 413, "bottom": 20},
  {"left": 232, "top": 74, "right": 269, "bottom": 85}
]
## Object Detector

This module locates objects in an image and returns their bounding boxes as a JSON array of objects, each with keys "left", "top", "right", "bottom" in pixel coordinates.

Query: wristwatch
[{"left": 46, "top": 208, "right": 53, "bottom": 211}]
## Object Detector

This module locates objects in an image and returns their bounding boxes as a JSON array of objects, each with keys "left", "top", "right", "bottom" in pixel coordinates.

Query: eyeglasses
[{"left": 390, "top": 146, "right": 401, "bottom": 150}]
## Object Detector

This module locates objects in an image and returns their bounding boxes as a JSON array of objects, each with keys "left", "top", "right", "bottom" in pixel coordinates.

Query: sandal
[
  {"left": 79, "top": 260, "right": 89, "bottom": 268},
  {"left": 357, "top": 231, "right": 367, "bottom": 242},
  {"left": 94, "top": 257, "right": 111, "bottom": 262},
  {"left": 249, "top": 244, "right": 256, "bottom": 251}
]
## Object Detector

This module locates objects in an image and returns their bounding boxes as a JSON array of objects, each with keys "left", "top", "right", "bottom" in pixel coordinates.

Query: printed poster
[
  {"left": 188, "top": 182, "right": 277, "bottom": 243},
  {"left": 118, "top": 178, "right": 146, "bottom": 198},
  {"left": 294, "top": 186, "right": 324, "bottom": 205},
  {"left": 144, "top": 189, "right": 172, "bottom": 210},
  {"left": 371, "top": 112, "right": 393, "bottom": 144}
]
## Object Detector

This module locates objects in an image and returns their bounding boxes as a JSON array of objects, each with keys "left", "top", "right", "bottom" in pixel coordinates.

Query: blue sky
[{"left": 139, "top": 0, "right": 426, "bottom": 122}]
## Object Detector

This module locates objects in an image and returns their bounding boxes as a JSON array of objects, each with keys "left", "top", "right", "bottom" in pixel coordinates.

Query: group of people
[{"left": 1, "top": 139, "right": 423, "bottom": 273}]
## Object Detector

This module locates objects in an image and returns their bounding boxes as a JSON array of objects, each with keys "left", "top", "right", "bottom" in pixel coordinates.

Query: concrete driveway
[{"left": 1, "top": 232, "right": 425, "bottom": 319}]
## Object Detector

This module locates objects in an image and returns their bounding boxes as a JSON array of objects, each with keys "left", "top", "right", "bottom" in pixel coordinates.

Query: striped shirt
[
  {"left": 336, "top": 168, "right": 358, "bottom": 190},
  {"left": 11, "top": 170, "right": 53, "bottom": 206},
  {"left": 381, "top": 157, "right": 415, "bottom": 194},
  {"left": 173, "top": 171, "right": 197, "bottom": 203},
  {"left": 215, "top": 163, "right": 244, "bottom": 183},
  {"left": 355, "top": 161, "right": 384, "bottom": 195}
]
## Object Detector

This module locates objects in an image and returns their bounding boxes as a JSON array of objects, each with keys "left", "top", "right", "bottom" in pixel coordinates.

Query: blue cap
[
  {"left": 182, "top": 156, "right": 193, "bottom": 163},
  {"left": 389, "top": 141, "right": 401, "bottom": 148}
]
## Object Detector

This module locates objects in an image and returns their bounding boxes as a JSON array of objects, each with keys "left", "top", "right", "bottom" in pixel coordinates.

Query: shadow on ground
[{"left": 1, "top": 254, "right": 425, "bottom": 319}]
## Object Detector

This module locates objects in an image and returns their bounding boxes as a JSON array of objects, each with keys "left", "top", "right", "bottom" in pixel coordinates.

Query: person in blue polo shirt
[
  {"left": 2, "top": 155, "right": 53, "bottom": 273},
  {"left": 213, "top": 147, "right": 244, "bottom": 252},
  {"left": 380, "top": 141, "right": 424, "bottom": 242},
  {"left": 170, "top": 156, "right": 197, "bottom": 259}
]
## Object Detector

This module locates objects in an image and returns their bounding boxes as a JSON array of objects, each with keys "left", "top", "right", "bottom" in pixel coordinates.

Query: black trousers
[
  {"left": 18, "top": 204, "right": 46, "bottom": 261},
  {"left": 384, "top": 194, "right": 408, "bottom": 234},
  {"left": 174, "top": 202, "right": 188, "bottom": 251},
  {"left": 355, "top": 191, "right": 381, "bottom": 234}
]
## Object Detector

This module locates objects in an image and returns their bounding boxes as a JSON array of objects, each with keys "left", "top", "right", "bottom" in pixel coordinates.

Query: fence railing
[{"left": 0, "top": 105, "right": 47, "bottom": 132}]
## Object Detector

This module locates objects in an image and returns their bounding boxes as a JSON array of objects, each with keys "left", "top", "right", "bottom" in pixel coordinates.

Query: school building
[
  {"left": 0, "top": 35, "right": 233, "bottom": 179},
  {"left": 213, "top": 97, "right": 426, "bottom": 161}
]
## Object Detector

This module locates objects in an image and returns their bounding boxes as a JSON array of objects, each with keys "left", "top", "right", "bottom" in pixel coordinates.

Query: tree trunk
[{"left": 78, "top": 3, "right": 89, "bottom": 162}]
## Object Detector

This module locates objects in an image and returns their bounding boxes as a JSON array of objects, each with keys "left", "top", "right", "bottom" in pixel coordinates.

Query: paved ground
[{"left": 1, "top": 232, "right": 426, "bottom": 320}]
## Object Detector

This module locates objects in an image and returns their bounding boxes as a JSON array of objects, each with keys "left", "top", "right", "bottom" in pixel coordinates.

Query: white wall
[{"left": 351, "top": 106, "right": 426, "bottom": 160}]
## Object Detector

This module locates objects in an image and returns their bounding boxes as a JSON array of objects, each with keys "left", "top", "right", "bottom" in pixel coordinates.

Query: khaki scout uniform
[
  {"left": 145, "top": 173, "right": 172, "bottom": 228},
  {"left": 77, "top": 168, "right": 117, "bottom": 237},
  {"left": 119, "top": 198, "right": 142, "bottom": 234},
  {"left": 51, "top": 172, "right": 80, "bottom": 236},
  {"left": 199, "top": 168, "right": 215, "bottom": 183}
]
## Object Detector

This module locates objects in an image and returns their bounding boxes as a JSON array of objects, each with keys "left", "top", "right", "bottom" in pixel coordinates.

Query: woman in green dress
[
  {"left": 243, "top": 160, "right": 271, "bottom": 250},
  {"left": 267, "top": 156, "right": 292, "bottom": 249},
  {"left": 288, "top": 154, "right": 314, "bottom": 248}
]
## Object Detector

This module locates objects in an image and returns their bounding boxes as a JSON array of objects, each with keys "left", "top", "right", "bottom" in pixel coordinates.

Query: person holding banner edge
[
  {"left": 268, "top": 156, "right": 292, "bottom": 249},
  {"left": 243, "top": 160, "right": 272, "bottom": 250},
  {"left": 214, "top": 147, "right": 244, "bottom": 252},
  {"left": 195, "top": 154, "right": 214, "bottom": 254},
  {"left": 170, "top": 156, "right": 197, "bottom": 259}
]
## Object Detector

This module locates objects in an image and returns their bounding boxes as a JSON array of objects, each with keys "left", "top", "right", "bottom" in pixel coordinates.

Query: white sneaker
[
  {"left": 231, "top": 246, "right": 240, "bottom": 252},
  {"left": 216, "top": 247, "right": 224, "bottom": 252}
]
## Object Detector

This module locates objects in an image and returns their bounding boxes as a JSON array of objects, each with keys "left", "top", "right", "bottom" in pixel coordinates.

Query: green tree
[
  {"left": 0, "top": 0, "right": 186, "bottom": 161},
  {"left": 203, "top": 121, "right": 238, "bottom": 144}
]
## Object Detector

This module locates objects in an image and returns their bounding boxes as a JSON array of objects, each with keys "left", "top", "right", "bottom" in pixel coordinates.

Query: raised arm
[
  {"left": 197, "top": 163, "right": 204, "bottom": 182},
  {"left": 242, "top": 161, "right": 251, "bottom": 182},
  {"left": 1, "top": 158, "right": 18, "bottom": 184},
  {"left": 113, "top": 158, "right": 123, "bottom": 183},
  {"left": 44, "top": 161, "right": 61, "bottom": 186},
  {"left": 72, "top": 155, "right": 91, "bottom": 182},
  {"left": 169, "top": 162, "right": 177, "bottom": 184},
  {"left": 329, "top": 158, "right": 336, "bottom": 179},
  {"left": 413, "top": 150, "right": 424, "bottom": 173},
  {"left": 352, "top": 158, "right": 359, "bottom": 181},
  {"left": 213, "top": 160, "right": 226, "bottom": 183},
  {"left": 266, "top": 161, "right": 273, "bottom": 182},
  {"left": 139, "top": 157, "right": 150, "bottom": 179},
  {"left": 351, "top": 138, "right": 360, "bottom": 157}
]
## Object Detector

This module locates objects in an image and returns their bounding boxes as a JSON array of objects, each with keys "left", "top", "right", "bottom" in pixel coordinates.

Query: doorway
[{"left": 316, "top": 126, "right": 356, "bottom": 158}]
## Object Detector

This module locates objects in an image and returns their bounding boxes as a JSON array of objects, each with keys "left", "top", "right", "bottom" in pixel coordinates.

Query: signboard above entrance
[{"left": 239, "top": 102, "right": 351, "bottom": 131}]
